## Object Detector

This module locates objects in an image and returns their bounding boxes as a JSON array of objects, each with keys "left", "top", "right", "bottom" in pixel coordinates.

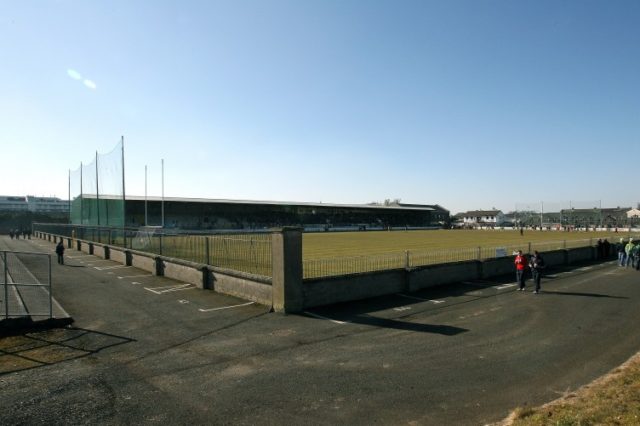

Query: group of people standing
[
  {"left": 616, "top": 238, "right": 640, "bottom": 270},
  {"left": 514, "top": 250, "right": 545, "bottom": 294},
  {"left": 8, "top": 229, "right": 31, "bottom": 239}
]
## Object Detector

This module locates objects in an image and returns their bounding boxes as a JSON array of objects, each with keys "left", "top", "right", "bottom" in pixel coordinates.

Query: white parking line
[
  {"left": 396, "top": 293, "right": 445, "bottom": 304},
  {"left": 397, "top": 293, "right": 428, "bottom": 301},
  {"left": 67, "top": 255, "right": 96, "bottom": 259},
  {"left": 118, "top": 274, "right": 152, "bottom": 279},
  {"left": 495, "top": 283, "right": 517, "bottom": 290},
  {"left": 144, "top": 284, "right": 193, "bottom": 294},
  {"left": 198, "top": 301, "right": 256, "bottom": 312},
  {"left": 95, "top": 265, "right": 130, "bottom": 271},
  {"left": 303, "top": 311, "right": 349, "bottom": 324}
]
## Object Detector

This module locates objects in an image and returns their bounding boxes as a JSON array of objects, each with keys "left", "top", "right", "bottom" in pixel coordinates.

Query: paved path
[{"left": 1, "top": 235, "right": 640, "bottom": 425}]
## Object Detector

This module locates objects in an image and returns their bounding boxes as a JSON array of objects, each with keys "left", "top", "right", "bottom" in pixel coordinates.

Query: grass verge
[{"left": 496, "top": 351, "right": 640, "bottom": 425}]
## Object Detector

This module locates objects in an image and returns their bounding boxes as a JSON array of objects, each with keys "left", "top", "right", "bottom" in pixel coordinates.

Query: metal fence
[
  {"left": 303, "top": 236, "right": 626, "bottom": 279},
  {"left": 33, "top": 224, "right": 272, "bottom": 278},
  {"left": 1, "top": 250, "right": 53, "bottom": 319}
]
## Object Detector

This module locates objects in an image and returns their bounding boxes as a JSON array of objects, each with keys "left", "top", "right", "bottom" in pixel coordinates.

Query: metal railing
[
  {"left": 303, "top": 236, "right": 625, "bottom": 279},
  {"left": 1, "top": 250, "right": 53, "bottom": 320},
  {"left": 33, "top": 224, "right": 273, "bottom": 279}
]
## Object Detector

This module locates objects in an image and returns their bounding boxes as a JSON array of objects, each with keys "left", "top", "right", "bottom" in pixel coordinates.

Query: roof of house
[{"left": 462, "top": 210, "right": 503, "bottom": 216}]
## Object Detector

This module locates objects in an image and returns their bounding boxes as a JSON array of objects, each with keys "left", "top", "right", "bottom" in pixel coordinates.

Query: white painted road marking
[
  {"left": 397, "top": 293, "right": 428, "bottom": 301},
  {"left": 95, "top": 265, "right": 130, "bottom": 271},
  {"left": 178, "top": 299, "right": 190, "bottom": 304},
  {"left": 118, "top": 274, "right": 152, "bottom": 279},
  {"left": 144, "top": 284, "right": 193, "bottom": 294},
  {"left": 397, "top": 294, "right": 445, "bottom": 304},
  {"left": 199, "top": 301, "right": 256, "bottom": 312},
  {"left": 303, "top": 311, "right": 349, "bottom": 324},
  {"left": 394, "top": 306, "right": 412, "bottom": 312},
  {"left": 495, "top": 283, "right": 517, "bottom": 290}
]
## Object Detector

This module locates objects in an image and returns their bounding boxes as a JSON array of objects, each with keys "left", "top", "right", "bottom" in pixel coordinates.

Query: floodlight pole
[
  {"left": 161, "top": 158, "right": 165, "bottom": 228},
  {"left": 96, "top": 151, "right": 100, "bottom": 226},
  {"left": 145, "top": 165, "right": 148, "bottom": 226},
  {"left": 68, "top": 169, "right": 71, "bottom": 223},
  {"left": 80, "top": 161, "right": 83, "bottom": 225},
  {"left": 121, "top": 136, "right": 126, "bottom": 247}
]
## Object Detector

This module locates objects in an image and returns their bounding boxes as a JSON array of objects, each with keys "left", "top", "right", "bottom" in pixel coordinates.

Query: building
[
  {"left": 70, "top": 195, "right": 450, "bottom": 231},
  {"left": 458, "top": 209, "right": 506, "bottom": 227},
  {"left": 0, "top": 195, "right": 69, "bottom": 213}
]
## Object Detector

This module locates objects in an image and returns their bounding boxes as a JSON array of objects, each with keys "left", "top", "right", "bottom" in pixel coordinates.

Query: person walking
[
  {"left": 515, "top": 250, "right": 528, "bottom": 291},
  {"left": 55, "top": 240, "right": 65, "bottom": 265},
  {"left": 529, "top": 251, "right": 545, "bottom": 294}
]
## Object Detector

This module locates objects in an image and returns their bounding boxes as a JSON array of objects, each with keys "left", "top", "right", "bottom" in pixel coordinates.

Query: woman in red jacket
[{"left": 514, "top": 250, "right": 528, "bottom": 291}]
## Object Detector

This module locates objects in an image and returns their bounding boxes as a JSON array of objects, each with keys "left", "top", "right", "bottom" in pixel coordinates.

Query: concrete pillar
[
  {"left": 271, "top": 227, "right": 303, "bottom": 313},
  {"left": 155, "top": 257, "right": 165, "bottom": 276}
]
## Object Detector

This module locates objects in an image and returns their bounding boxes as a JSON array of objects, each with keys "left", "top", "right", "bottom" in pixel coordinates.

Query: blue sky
[{"left": 1, "top": 0, "right": 638, "bottom": 214}]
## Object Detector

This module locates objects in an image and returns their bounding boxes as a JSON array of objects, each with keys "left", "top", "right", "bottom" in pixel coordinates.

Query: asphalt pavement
[{"left": 1, "top": 235, "right": 640, "bottom": 425}]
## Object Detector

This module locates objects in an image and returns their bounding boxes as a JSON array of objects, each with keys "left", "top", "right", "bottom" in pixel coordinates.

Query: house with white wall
[{"left": 460, "top": 209, "right": 506, "bottom": 226}]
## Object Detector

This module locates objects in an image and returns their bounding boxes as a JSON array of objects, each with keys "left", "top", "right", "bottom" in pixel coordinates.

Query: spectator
[
  {"left": 617, "top": 238, "right": 626, "bottom": 266},
  {"left": 529, "top": 251, "right": 545, "bottom": 294},
  {"left": 55, "top": 240, "right": 65, "bottom": 265},
  {"left": 514, "top": 250, "right": 528, "bottom": 291},
  {"left": 625, "top": 239, "right": 635, "bottom": 268}
]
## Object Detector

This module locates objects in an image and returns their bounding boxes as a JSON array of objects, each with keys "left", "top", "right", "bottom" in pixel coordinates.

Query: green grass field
[{"left": 302, "top": 229, "right": 630, "bottom": 258}]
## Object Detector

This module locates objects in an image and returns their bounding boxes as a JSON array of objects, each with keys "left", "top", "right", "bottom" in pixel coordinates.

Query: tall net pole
[
  {"left": 161, "top": 158, "right": 165, "bottom": 228},
  {"left": 68, "top": 169, "right": 71, "bottom": 223},
  {"left": 121, "top": 136, "right": 126, "bottom": 247},
  {"left": 95, "top": 151, "right": 100, "bottom": 226}
]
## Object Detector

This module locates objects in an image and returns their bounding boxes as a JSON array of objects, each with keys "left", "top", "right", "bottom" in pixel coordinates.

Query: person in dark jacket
[
  {"left": 529, "top": 251, "right": 545, "bottom": 294},
  {"left": 55, "top": 240, "right": 65, "bottom": 265}
]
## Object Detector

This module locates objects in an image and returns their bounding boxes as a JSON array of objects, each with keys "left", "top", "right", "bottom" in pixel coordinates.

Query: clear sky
[{"left": 1, "top": 0, "right": 639, "bottom": 214}]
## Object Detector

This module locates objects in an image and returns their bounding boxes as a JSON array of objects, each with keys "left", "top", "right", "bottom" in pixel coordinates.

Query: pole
[
  {"left": 4, "top": 252, "right": 8, "bottom": 319},
  {"left": 121, "top": 136, "right": 126, "bottom": 248},
  {"left": 96, "top": 151, "right": 100, "bottom": 226},
  {"left": 599, "top": 200, "right": 602, "bottom": 229},
  {"left": 48, "top": 254, "right": 52, "bottom": 319},
  {"left": 145, "top": 165, "right": 148, "bottom": 226},
  {"left": 80, "top": 161, "right": 84, "bottom": 225},
  {"left": 161, "top": 158, "right": 165, "bottom": 228},
  {"left": 68, "top": 169, "right": 71, "bottom": 224},
  {"left": 540, "top": 201, "right": 544, "bottom": 229}
]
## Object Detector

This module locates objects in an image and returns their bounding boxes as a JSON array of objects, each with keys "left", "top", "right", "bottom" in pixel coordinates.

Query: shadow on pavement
[
  {"left": 0, "top": 327, "right": 135, "bottom": 376},
  {"left": 348, "top": 315, "right": 468, "bottom": 335},
  {"left": 541, "top": 291, "right": 628, "bottom": 299}
]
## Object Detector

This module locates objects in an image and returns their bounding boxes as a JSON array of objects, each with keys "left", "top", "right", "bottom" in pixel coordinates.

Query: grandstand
[{"left": 73, "top": 196, "right": 450, "bottom": 231}]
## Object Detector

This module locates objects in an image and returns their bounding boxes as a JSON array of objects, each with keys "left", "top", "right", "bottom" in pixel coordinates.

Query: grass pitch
[{"left": 302, "top": 229, "right": 628, "bottom": 259}]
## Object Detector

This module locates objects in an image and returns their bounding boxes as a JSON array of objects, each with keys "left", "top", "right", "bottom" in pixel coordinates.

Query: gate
[{"left": 1, "top": 250, "right": 53, "bottom": 320}]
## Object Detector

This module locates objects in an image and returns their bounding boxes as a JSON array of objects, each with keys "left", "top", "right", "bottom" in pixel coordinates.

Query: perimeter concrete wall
[
  {"left": 36, "top": 230, "right": 608, "bottom": 314},
  {"left": 38, "top": 232, "right": 274, "bottom": 308},
  {"left": 304, "top": 269, "right": 407, "bottom": 307}
]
